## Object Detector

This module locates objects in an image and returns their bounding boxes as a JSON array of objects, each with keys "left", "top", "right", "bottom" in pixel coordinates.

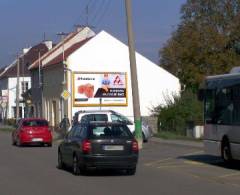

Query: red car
[{"left": 12, "top": 118, "right": 52, "bottom": 147}]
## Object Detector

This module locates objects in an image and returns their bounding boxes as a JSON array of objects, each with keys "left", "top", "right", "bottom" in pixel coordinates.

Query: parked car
[
  {"left": 72, "top": 110, "right": 153, "bottom": 142},
  {"left": 58, "top": 121, "right": 139, "bottom": 175},
  {"left": 12, "top": 118, "right": 52, "bottom": 147}
]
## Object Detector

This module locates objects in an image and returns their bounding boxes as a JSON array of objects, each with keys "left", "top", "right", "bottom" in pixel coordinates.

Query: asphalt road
[{"left": 1, "top": 131, "right": 240, "bottom": 195}]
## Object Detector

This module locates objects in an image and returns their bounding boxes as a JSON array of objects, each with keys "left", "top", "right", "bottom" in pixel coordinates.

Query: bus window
[
  {"left": 233, "top": 85, "right": 240, "bottom": 125},
  {"left": 205, "top": 89, "right": 215, "bottom": 124},
  {"left": 215, "top": 88, "right": 233, "bottom": 125}
]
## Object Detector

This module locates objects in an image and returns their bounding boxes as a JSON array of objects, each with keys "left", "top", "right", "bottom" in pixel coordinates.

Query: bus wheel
[{"left": 221, "top": 139, "right": 233, "bottom": 164}]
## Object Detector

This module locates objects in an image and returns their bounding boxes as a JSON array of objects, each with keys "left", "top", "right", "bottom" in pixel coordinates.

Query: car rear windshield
[
  {"left": 88, "top": 124, "right": 133, "bottom": 139},
  {"left": 80, "top": 114, "right": 108, "bottom": 122},
  {"left": 23, "top": 120, "right": 48, "bottom": 127}
]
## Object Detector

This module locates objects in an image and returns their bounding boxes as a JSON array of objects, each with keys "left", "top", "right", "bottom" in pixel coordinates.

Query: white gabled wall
[
  {"left": 67, "top": 31, "right": 180, "bottom": 118},
  {"left": 7, "top": 77, "right": 31, "bottom": 118}
]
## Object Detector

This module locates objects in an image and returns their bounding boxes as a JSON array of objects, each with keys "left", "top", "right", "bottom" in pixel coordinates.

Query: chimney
[
  {"left": 23, "top": 47, "right": 31, "bottom": 54},
  {"left": 74, "top": 25, "right": 85, "bottom": 32},
  {"left": 44, "top": 41, "right": 53, "bottom": 50}
]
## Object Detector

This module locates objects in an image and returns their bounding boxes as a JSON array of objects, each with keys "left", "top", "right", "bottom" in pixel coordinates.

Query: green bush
[
  {"left": 4, "top": 118, "right": 17, "bottom": 126},
  {"left": 155, "top": 90, "right": 203, "bottom": 135}
]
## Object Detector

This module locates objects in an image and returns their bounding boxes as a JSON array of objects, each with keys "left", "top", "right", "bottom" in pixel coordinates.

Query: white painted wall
[
  {"left": 67, "top": 31, "right": 180, "bottom": 119},
  {"left": 7, "top": 77, "right": 31, "bottom": 118}
]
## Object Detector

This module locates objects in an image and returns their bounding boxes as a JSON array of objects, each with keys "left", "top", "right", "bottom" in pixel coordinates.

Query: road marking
[
  {"left": 184, "top": 160, "right": 206, "bottom": 166},
  {"left": 182, "top": 150, "right": 203, "bottom": 156},
  {"left": 157, "top": 165, "right": 192, "bottom": 169},
  {"left": 218, "top": 172, "right": 240, "bottom": 178},
  {"left": 145, "top": 158, "right": 172, "bottom": 166},
  {"left": 145, "top": 150, "right": 203, "bottom": 167}
]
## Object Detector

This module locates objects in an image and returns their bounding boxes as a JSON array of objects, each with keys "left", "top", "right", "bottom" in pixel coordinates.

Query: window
[
  {"left": 89, "top": 124, "right": 132, "bottom": 138},
  {"left": 204, "top": 89, "right": 215, "bottom": 124},
  {"left": 215, "top": 88, "right": 233, "bottom": 125},
  {"left": 111, "top": 114, "right": 133, "bottom": 125},
  {"left": 72, "top": 126, "right": 83, "bottom": 138},
  {"left": 21, "top": 81, "right": 29, "bottom": 94},
  {"left": 232, "top": 85, "right": 240, "bottom": 125},
  {"left": 81, "top": 114, "right": 108, "bottom": 122},
  {"left": 22, "top": 120, "right": 48, "bottom": 127}
]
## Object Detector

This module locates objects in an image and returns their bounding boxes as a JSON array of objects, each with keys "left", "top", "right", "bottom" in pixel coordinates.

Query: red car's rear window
[{"left": 22, "top": 120, "right": 48, "bottom": 127}]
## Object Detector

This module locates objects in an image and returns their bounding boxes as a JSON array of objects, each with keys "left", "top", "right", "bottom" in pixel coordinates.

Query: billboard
[{"left": 73, "top": 72, "right": 128, "bottom": 106}]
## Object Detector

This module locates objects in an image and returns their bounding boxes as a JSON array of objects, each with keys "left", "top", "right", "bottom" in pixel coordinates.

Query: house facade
[
  {"left": 28, "top": 27, "right": 95, "bottom": 126},
  {"left": 0, "top": 41, "right": 51, "bottom": 119}
]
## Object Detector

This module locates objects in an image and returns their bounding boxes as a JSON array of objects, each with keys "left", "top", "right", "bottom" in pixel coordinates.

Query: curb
[{"left": 151, "top": 137, "right": 203, "bottom": 149}]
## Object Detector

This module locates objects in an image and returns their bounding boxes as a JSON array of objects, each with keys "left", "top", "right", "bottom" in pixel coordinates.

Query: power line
[
  {"left": 88, "top": 0, "right": 105, "bottom": 26},
  {"left": 93, "top": 0, "right": 112, "bottom": 28}
]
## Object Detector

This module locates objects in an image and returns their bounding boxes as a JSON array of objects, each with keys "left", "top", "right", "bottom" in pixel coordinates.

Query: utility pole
[
  {"left": 57, "top": 32, "right": 68, "bottom": 120},
  {"left": 38, "top": 50, "right": 44, "bottom": 118},
  {"left": 125, "top": 0, "right": 142, "bottom": 148},
  {"left": 16, "top": 55, "right": 20, "bottom": 121}
]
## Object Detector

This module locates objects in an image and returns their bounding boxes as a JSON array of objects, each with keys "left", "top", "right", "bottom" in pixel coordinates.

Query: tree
[
  {"left": 157, "top": 90, "right": 203, "bottom": 135},
  {"left": 160, "top": 0, "right": 240, "bottom": 92}
]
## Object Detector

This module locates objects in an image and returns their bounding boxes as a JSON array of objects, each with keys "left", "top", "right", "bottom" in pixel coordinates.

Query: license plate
[
  {"left": 103, "top": 145, "right": 124, "bottom": 151},
  {"left": 32, "top": 138, "right": 43, "bottom": 142}
]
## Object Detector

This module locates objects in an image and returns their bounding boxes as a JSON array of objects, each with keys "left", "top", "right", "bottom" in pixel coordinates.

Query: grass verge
[{"left": 155, "top": 131, "right": 202, "bottom": 141}]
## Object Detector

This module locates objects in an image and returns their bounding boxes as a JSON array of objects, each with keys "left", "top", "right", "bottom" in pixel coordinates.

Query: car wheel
[
  {"left": 72, "top": 155, "right": 81, "bottom": 175},
  {"left": 221, "top": 139, "right": 233, "bottom": 164},
  {"left": 58, "top": 151, "right": 64, "bottom": 169},
  {"left": 12, "top": 138, "right": 16, "bottom": 146},
  {"left": 16, "top": 138, "right": 22, "bottom": 147},
  {"left": 126, "top": 167, "right": 136, "bottom": 175},
  {"left": 47, "top": 143, "right": 52, "bottom": 147}
]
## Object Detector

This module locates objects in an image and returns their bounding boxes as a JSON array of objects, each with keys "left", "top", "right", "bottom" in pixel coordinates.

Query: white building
[
  {"left": 0, "top": 42, "right": 52, "bottom": 119},
  {"left": 67, "top": 31, "right": 180, "bottom": 118},
  {"left": 29, "top": 29, "right": 180, "bottom": 126}
]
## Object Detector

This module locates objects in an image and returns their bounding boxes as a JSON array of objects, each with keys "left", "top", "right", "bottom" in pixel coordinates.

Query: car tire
[
  {"left": 12, "top": 138, "right": 16, "bottom": 146},
  {"left": 126, "top": 167, "right": 136, "bottom": 175},
  {"left": 58, "top": 151, "right": 64, "bottom": 169},
  {"left": 16, "top": 138, "right": 22, "bottom": 147},
  {"left": 72, "top": 155, "right": 81, "bottom": 175},
  {"left": 47, "top": 143, "right": 52, "bottom": 147},
  {"left": 221, "top": 139, "right": 233, "bottom": 164}
]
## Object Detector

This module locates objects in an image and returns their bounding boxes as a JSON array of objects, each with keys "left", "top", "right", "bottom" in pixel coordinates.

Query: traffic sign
[{"left": 61, "top": 90, "right": 71, "bottom": 100}]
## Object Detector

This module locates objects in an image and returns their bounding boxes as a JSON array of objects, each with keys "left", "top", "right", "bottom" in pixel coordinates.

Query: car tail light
[
  {"left": 132, "top": 139, "right": 139, "bottom": 152},
  {"left": 82, "top": 140, "right": 91, "bottom": 154}
]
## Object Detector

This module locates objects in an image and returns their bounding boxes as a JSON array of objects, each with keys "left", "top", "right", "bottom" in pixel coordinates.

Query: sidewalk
[{"left": 151, "top": 137, "right": 203, "bottom": 148}]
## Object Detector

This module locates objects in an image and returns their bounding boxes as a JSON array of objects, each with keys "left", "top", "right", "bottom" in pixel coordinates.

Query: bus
[{"left": 199, "top": 72, "right": 240, "bottom": 163}]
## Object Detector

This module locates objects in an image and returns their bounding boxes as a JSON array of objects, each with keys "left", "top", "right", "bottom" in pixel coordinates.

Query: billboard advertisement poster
[{"left": 73, "top": 72, "right": 127, "bottom": 106}]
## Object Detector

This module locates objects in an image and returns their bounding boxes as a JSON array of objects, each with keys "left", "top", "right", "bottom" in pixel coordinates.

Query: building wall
[
  {"left": 42, "top": 65, "right": 65, "bottom": 126},
  {"left": 8, "top": 77, "right": 31, "bottom": 118},
  {"left": 0, "top": 78, "right": 9, "bottom": 119},
  {"left": 0, "top": 78, "right": 8, "bottom": 92},
  {"left": 67, "top": 31, "right": 180, "bottom": 120},
  {"left": 31, "top": 69, "right": 42, "bottom": 117}
]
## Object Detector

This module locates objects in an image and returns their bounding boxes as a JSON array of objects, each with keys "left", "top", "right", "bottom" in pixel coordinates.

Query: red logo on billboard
[{"left": 113, "top": 75, "right": 124, "bottom": 85}]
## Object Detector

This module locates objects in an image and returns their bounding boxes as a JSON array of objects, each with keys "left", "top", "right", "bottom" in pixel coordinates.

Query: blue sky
[{"left": 0, "top": 0, "right": 186, "bottom": 67}]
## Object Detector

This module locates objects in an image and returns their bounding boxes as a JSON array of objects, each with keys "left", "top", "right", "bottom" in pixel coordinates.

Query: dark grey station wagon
[{"left": 57, "top": 121, "right": 139, "bottom": 175}]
